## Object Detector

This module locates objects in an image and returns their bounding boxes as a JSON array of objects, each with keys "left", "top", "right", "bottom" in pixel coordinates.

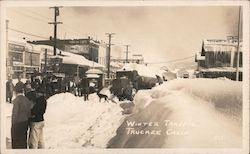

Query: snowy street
[
  {"left": 5, "top": 78, "right": 242, "bottom": 149},
  {"left": 108, "top": 78, "right": 242, "bottom": 148},
  {"left": 6, "top": 92, "right": 127, "bottom": 149}
]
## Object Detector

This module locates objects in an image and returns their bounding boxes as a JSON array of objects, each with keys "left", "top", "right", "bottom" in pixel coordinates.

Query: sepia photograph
[{"left": 0, "top": 1, "right": 249, "bottom": 154}]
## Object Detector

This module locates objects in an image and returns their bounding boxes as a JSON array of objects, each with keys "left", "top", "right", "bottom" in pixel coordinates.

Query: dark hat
[{"left": 14, "top": 84, "right": 24, "bottom": 93}]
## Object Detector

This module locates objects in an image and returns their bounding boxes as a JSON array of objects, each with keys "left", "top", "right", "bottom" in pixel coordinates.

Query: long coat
[
  {"left": 11, "top": 94, "right": 33, "bottom": 149},
  {"left": 6, "top": 81, "right": 14, "bottom": 99}
]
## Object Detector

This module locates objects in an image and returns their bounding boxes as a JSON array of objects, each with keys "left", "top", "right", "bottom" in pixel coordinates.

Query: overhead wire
[
  {"left": 8, "top": 27, "right": 48, "bottom": 39},
  {"left": 147, "top": 56, "right": 195, "bottom": 64}
]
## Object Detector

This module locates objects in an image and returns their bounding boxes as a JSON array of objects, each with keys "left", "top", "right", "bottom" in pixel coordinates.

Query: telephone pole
[
  {"left": 106, "top": 33, "right": 115, "bottom": 79},
  {"left": 236, "top": 6, "right": 241, "bottom": 81},
  {"left": 6, "top": 20, "right": 10, "bottom": 77},
  {"left": 124, "top": 45, "right": 130, "bottom": 63},
  {"left": 49, "top": 6, "right": 62, "bottom": 56}
]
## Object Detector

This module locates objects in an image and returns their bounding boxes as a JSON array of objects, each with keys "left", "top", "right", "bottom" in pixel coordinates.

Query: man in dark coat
[
  {"left": 28, "top": 86, "right": 47, "bottom": 149},
  {"left": 11, "top": 83, "right": 33, "bottom": 149},
  {"left": 81, "top": 77, "right": 89, "bottom": 101},
  {"left": 6, "top": 78, "right": 14, "bottom": 103},
  {"left": 15, "top": 75, "right": 24, "bottom": 92}
]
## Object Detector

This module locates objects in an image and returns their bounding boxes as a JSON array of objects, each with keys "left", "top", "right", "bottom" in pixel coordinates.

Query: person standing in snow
[
  {"left": 28, "top": 86, "right": 47, "bottom": 149},
  {"left": 11, "top": 83, "right": 33, "bottom": 149},
  {"left": 81, "top": 76, "right": 89, "bottom": 101},
  {"left": 6, "top": 77, "right": 14, "bottom": 103}
]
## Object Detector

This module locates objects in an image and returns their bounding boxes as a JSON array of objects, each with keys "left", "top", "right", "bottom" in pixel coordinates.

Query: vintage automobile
[{"left": 110, "top": 69, "right": 158, "bottom": 101}]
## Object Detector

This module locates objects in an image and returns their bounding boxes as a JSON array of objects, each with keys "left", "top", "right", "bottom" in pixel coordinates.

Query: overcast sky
[{"left": 6, "top": 5, "right": 241, "bottom": 67}]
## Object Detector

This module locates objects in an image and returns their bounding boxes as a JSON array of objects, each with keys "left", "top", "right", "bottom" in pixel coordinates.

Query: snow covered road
[
  {"left": 44, "top": 93, "right": 126, "bottom": 148},
  {"left": 108, "top": 78, "right": 242, "bottom": 148},
  {"left": 5, "top": 93, "right": 126, "bottom": 149},
  {"left": 5, "top": 78, "right": 243, "bottom": 149}
]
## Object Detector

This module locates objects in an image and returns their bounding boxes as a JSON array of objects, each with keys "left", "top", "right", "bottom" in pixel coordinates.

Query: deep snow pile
[
  {"left": 108, "top": 78, "right": 242, "bottom": 148},
  {"left": 44, "top": 93, "right": 125, "bottom": 149},
  {"left": 4, "top": 92, "right": 126, "bottom": 149}
]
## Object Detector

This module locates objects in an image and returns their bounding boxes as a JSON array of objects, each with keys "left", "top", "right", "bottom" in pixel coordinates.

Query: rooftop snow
[
  {"left": 203, "top": 39, "right": 242, "bottom": 53},
  {"left": 117, "top": 63, "right": 162, "bottom": 78},
  {"left": 55, "top": 51, "right": 104, "bottom": 68},
  {"left": 200, "top": 67, "right": 243, "bottom": 72}
]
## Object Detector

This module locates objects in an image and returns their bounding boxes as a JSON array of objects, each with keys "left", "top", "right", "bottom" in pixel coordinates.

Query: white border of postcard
[{"left": 0, "top": 1, "right": 249, "bottom": 154}]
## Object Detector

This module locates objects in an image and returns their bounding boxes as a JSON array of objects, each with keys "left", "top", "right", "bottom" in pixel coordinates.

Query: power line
[
  {"left": 147, "top": 56, "right": 195, "bottom": 64},
  {"left": 28, "top": 10, "right": 84, "bottom": 37},
  {"left": 8, "top": 27, "right": 48, "bottom": 39},
  {"left": 12, "top": 10, "right": 49, "bottom": 24},
  {"left": 29, "top": 10, "right": 52, "bottom": 21},
  {"left": 11, "top": 9, "right": 92, "bottom": 39}
]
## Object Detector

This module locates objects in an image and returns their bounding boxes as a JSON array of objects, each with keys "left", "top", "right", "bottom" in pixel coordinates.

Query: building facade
[
  {"left": 7, "top": 39, "right": 40, "bottom": 79},
  {"left": 30, "top": 37, "right": 107, "bottom": 67},
  {"left": 195, "top": 37, "right": 243, "bottom": 80}
]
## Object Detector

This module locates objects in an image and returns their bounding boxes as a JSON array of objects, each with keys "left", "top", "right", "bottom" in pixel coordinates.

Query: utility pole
[
  {"left": 49, "top": 6, "right": 62, "bottom": 56},
  {"left": 44, "top": 49, "right": 48, "bottom": 73},
  {"left": 236, "top": 6, "right": 241, "bottom": 81},
  {"left": 124, "top": 45, "right": 130, "bottom": 63},
  {"left": 106, "top": 33, "right": 115, "bottom": 79},
  {"left": 44, "top": 49, "right": 48, "bottom": 98},
  {"left": 6, "top": 20, "right": 10, "bottom": 77}
]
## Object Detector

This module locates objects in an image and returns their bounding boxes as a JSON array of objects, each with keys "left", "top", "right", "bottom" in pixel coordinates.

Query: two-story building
[
  {"left": 7, "top": 38, "right": 40, "bottom": 79},
  {"left": 30, "top": 37, "right": 108, "bottom": 67}
]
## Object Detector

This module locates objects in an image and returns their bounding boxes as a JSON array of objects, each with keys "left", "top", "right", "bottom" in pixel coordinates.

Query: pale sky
[{"left": 6, "top": 6, "right": 241, "bottom": 67}]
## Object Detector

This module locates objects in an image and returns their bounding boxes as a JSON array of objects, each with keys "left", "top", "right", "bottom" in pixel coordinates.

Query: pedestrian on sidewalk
[
  {"left": 6, "top": 77, "right": 14, "bottom": 103},
  {"left": 28, "top": 86, "right": 47, "bottom": 149},
  {"left": 11, "top": 83, "right": 33, "bottom": 149}
]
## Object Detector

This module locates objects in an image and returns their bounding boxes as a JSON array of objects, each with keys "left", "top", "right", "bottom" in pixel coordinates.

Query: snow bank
[
  {"left": 108, "top": 78, "right": 242, "bottom": 148},
  {"left": 44, "top": 92, "right": 125, "bottom": 149},
  {"left": 154, "top": 78, "right": 242, "bottom": 118},
  {"left": 5, "top": 91, "right": 126, "bottom": 149}
]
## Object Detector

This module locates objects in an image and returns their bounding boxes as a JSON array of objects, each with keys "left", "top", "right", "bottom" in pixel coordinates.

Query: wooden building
[{"left": 195, "top": 37, "right": 243, "bottom": 80}]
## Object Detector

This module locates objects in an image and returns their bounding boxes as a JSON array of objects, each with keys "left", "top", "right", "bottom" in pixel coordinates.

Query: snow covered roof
[
  {"left": 86, "top": 68, "right": 104, "bottom": 74},
  {"left": 87, "top": 74, "right": 100, "bottom": 78},
  {"left": 117, "top": 63, "right": 160, "bottom": 78},
  {"left": 203, "top": 39, "right": 242, "bottom": 53},
  {"left": 110, "top": 61, "right": 124, "bottom": 68},
  {"left": 9, "top": 37, "right": 26, "bottom": 44},
  {"left": 200, "top": 67, "right": 243, "bottom": 72},
  {"left": 24, "top": 44, "right": 57, "bottom": 54},
  {"left": 195, "top": 51, "right": 205, "bottom": 61},
  {"left": 49, "top": 50, "right": 104, "bottom": 68}
]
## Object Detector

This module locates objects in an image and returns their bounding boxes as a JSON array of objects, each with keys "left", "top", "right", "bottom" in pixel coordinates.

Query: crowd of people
[
  {"left": 6, "top": 74, "right": 93, "bottom": 102},
  {"left": 6, "top": 73, "right": 94, "bottom": 149},
  {"left": 6, "top": 71, "right": 140, "bottom": 149},
  {"left": 9, "top": 75, "right": 47, "bottom": 149}
]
